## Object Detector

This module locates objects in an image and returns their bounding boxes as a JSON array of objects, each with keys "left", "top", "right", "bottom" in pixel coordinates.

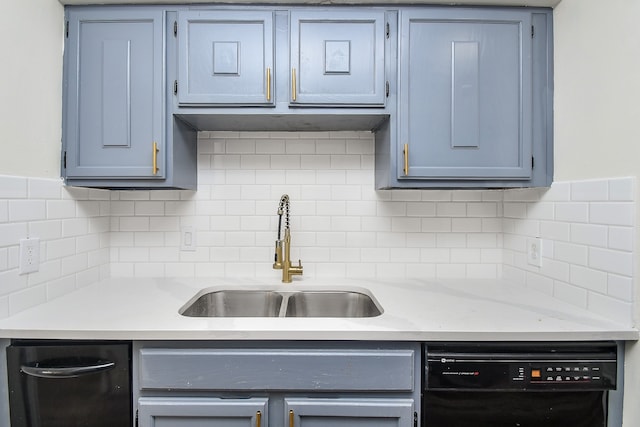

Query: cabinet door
[
  {"left": 64, "top": 9, "right": 164, "bottom": 179},
  {"left": 138, "top": 397, "right": 268, "bottom": 427},
  {"left": 177, "top": 11, "right": 274, "bottom": 106},
  {"left": 285, "top": 398, "right": 414, "bottom": 427},
  {"left": 399, "top": 9, "right": 532, "bottom": 180},
  {"left": 290, "top": 11, "right": 386, "bottom": 106}
]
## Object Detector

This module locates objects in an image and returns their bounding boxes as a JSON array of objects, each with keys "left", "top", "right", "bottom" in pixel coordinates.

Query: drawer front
[{"left": 139, "top": 348, "right": 414, "bottom": 391}]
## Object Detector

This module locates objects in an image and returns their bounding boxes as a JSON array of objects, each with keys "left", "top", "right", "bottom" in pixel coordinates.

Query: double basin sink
[{"left": 179, "top": 287, "right": 383, "bottom": 318}]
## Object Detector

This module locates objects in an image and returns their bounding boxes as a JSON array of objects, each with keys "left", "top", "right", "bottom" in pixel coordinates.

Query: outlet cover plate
[
  {"left": 180, "top": 226, "right": 196, "bottom": 251},
  {"left": 19, "top": 238, "right": 40, "bottom": 274},
  {"left": 527, "top": 237, "right": 542, "bottom": 267}
]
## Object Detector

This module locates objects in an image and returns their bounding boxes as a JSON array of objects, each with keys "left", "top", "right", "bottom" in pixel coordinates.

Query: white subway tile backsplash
[
  {"left": 526, "top": 272, "right": 554, "bottom": 295},
  {"left": 570, "top": 264, "right": 607, "bottom": 293},
  {"left": 467, "top": 202, "right": 498, "bottom": 217},
  {"left": 0, "top": 135, "right": 634, "bottom": 328},
  {"left": 554, "top": 242, "right": 588, "bottom": 266},
  {"left": 540, "top": 182, "right": 570, "bottom": 202},
  {"left": 609, "top": 178, "right": 634, "bottom": 201},
  {"left": 436, "top": 202, "right": 467, "bottom": 217},
  {"left": 553, "top": 281, "right": 588, "bottom": 308},
  {"left": 555, "top": 203, "right": 590, "bottom": 223},
  {"left": 0, "top": 176, "right": 28, "bottom": 199},
  {"left": 607, "top": 274, "right": 634, "bottom": 301},
  {"left": 590, "top": 203, "right": 634, "bottom": 226},
  {"left": 9, "top": 200, "right": 46, "bottom": 222},
  {"left": 570, "top": 223, "right": 608, "bottom": 247},
  {"left": 391, "top": 217, "right": 421, "bottom": 233},
  {"left": 540, "top": 221, "right": 570, "bottom": 242},
  {"left": 62, "top": 218, "right": 89, "bottom": 237},
  {"left": 571, "top": 180, "right": 609, "bottom": 201},
  {"left": 451, "top": 218, "right": 482, "bottom": 233},
  {"left": 589, "top": 247, "right": 633, "bottom": 276},
  {"left": 503, "top": 203, "right": 527, "bottom": 218},
  {"left": 608, "top": 227, "right": 634, "bottom": 251}
]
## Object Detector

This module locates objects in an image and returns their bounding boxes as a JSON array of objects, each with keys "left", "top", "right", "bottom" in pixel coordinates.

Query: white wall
[
  {"left": 554, "top": 0, "right": 640, "bottom": 181},
  {"left": 553, "top": 1, "right": 640, "bottom": 425},
  {"left": 0, "top": 0, "right": 64, "bottom": 178}
]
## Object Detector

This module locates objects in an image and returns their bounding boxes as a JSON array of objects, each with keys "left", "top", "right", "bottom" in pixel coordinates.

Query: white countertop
[{"left": 0, "top": 277, "right": 637, "bottom": 341}]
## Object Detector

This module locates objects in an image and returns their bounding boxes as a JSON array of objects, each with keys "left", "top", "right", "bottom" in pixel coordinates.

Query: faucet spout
[{"left": 273, "top": 194, "right": 303, "bottom": 283}]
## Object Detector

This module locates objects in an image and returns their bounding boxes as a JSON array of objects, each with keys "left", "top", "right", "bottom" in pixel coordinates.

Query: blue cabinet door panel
[
  {"left": 65, "top": 10, "right": 165, "bottom": 179},
  {"left": 290, "top": 11, "right": 386, "bottom": 106},
  {"left": 138, "top": 397, "right": 268, "bottom": 427},
  {"left": 285, "top": 398, "right": 414, "bottom": 427},
  {"left": 399, "top": 9, "right": 533, "bottom": 180},
  {"left": 177, "top": 11, "right": 274, "bottom": 105}
]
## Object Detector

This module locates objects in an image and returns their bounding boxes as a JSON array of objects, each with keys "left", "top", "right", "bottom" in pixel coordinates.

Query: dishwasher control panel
[{"left": 425, "top": 342, "right": 617, "bottom": 391}]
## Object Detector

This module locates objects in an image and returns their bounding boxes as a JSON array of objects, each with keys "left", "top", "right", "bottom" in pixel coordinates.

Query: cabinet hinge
[
  {"left": 413, "top": 412, "right": 418, "bottom": 427},
  {"left": 386, "top": 22, "right": 390, "bottom": 39},
  {"left": 532, "top": 156, "right": 535, "bottom": 169},
  {"left": 63, "top": 151, "right": 67, "bottom": 169},
  {"left": 385, "top": 81, "right": 390, "bottom": 97},
  {"left": 173, "top": 21, "right": 177, "bottom": 37},
  {"left": 531, "top": 25, "right": 535, "bottom": 38},
  {"left": 135, "top": 410, "right": 139, "bottom": 427},
  {"left": 173, "top": 80, "right": 178, "bottom": 95},
  {"left": 65, "top": 21, "right": 69, "bottom": 38}
]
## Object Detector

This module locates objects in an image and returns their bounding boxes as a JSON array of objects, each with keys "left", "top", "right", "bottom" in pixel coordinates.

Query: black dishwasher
[
  {"left": 6, "top": 340, "right": 132, "bottom": 427},
  {"left": 423, "top": 342, "right": 618, "bottom": 427}
]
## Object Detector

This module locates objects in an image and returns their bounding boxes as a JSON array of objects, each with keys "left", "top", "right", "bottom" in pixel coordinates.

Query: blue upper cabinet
[
  {"left": 177, "top": 10, "right": 275, "bottom": 106},
  {"left": 399, "top": 8, "right": 533, "bottom": 181},
  {"left": 289, "top": 10, "right": 386, "bottom": 106},
  {"left": 63, "top": 9, "right": 165, "bottom": 180}
]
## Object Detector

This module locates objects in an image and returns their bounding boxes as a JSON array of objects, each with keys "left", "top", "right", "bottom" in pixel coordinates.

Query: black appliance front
[
  {"left": 7, "top": 340, "right": 132, "bottom": 427},
  {"left": 423, "top": 342, "right": 617, "bottom": 427}
]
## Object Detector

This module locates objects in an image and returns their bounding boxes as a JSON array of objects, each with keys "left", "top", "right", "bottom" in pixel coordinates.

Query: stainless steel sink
[
  {"left": 180, "top": 290, "right": 284, "bottom": 317},
  {"left": 179, "top": 288, "right": 382, "bottom": 318},
  {"left": 285, "top": 291, "right": 382, "bottom": 318}
]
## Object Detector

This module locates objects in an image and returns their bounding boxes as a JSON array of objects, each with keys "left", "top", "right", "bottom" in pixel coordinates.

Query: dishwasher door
[
  {"left": 423, "top": 342, "right": 618, "bottom": 427},
  {"left": 6, "top": 341, "right": 132, "bottom": 427}
]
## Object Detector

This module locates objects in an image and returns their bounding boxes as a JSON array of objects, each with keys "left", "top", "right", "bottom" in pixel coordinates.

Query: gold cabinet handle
[
  {"left": 403, "top": 143, "right": 409, "bottom": 176},
  {"left": 266, "top": 68, "right": 271, "bottom": 102},
  {"left": 289, "top": 410, "right": 294, "bottom": 427},
  {"left": 291, "top": 68, "right": 297, "bottom": 102},
  {"left": 256, "top": 411, "right": 262, "bottom": 427},
  {"left": 152, "top": 141, "right": 159, "bottom": 175}
]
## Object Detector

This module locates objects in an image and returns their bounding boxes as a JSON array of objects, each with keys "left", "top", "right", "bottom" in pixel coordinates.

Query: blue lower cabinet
[
  {"left": 138, "top": 397, "right": 268, "bottom": 427},
  {"left": 285, "top": 398, "right": 414, "bottom": 427}
]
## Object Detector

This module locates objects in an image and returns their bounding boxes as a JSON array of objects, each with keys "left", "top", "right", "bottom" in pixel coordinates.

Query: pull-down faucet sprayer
[{"left": 273, "top": 194, "right": 303, "bottom": 283}]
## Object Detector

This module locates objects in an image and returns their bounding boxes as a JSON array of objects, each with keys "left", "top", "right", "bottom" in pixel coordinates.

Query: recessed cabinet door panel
[
  {"left": 399, "top": 10, "right": 532, "bottom": 180},
  {"left": 138, "top": 397, "right": 268, "bottom": 427},
  {"left": 285, "top": 398, "right": 413, "bottom": 427},
  {"left": 65, "top": 10, "right": 164, "bottom": 179},
  {"left": 290, "top": 11, "right": 386, "bottom": 106},
  {"left": 178, "top": 11, "right": 274, "bottom": 105}
]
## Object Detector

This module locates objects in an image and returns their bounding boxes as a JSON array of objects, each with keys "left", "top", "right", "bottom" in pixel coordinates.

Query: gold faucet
[{"left": 273, "top": 194, "right": 303, "bottom": 283}]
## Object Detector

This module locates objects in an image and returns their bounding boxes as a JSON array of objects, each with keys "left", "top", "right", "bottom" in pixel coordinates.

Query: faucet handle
[{"left": 273, "top": 240, "right": 283, "bottom": 269}]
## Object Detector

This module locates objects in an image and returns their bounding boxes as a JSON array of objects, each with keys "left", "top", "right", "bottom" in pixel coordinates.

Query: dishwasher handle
[{"left": 21, "top": 360, "right": 116, "bottom": 379}]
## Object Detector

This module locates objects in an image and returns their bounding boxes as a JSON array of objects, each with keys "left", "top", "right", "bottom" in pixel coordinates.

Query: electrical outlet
[
  {"left": 180, "top": 226, "right": 196, "bottom": 251},
  {"left": 527, "top": 237, "right": 542, "bottom": 267},
  {"left": 19, "top": 238, "right": 40, "bottom": 274}
]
